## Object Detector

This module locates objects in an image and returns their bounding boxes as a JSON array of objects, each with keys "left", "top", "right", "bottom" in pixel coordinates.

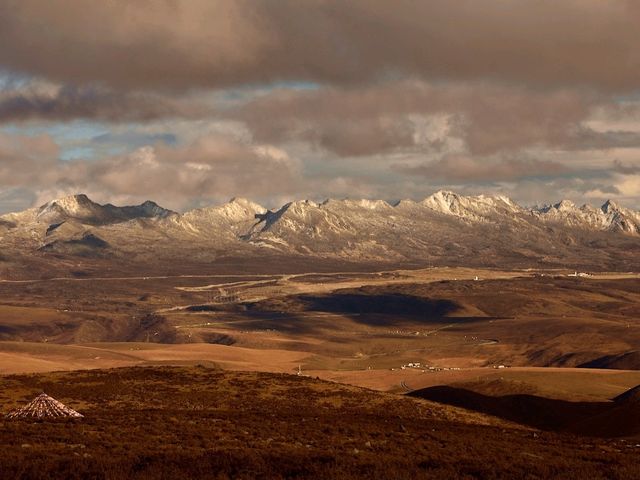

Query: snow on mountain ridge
[
  {"left": 321, "top": 198, "right": 391, "bottom": 210},
  {"left": 1, "top": 190, "right": 640, "bottom": 274},
  {"left": 34, "top": 194, "right": 176, "bottom": 226},
  {"left": 183, "top": 197, "right": 265, "bottom": 223},
  {"left": 421, "top": 190, "right": 522, "bottom": 223},
  {"left": 176, "top": 197, "right": 266, "bottom": 237},
  {"left": 534, "top": 198, "right": 640, "bottom": 234},
  {"left": 123, "top": 200, "right": 173, "bottom": 219},
  {"left": 37, "top": 194, "right": 100, "bottom": 220},
  {"left": 2, "top": 192, "right": 639, "bottom": 246}
]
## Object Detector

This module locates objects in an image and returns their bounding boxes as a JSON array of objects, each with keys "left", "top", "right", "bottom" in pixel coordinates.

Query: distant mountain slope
[
  {"left": 0, "top": 191, "right": 639, "bottom": 276},
  {"left": 27, "top": 194, "right": 175, "bottom": 226}
]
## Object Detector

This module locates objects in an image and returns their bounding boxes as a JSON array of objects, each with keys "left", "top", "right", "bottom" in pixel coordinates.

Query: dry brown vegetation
[
  {"left": 0, "top": 269, "right": 640, "bottom": 477},
  {"left": 1, "top": 366, "right": 640, "bottom": 479},
  {"left": 2, "top": 272, "right": 639, "bottom": 372}
]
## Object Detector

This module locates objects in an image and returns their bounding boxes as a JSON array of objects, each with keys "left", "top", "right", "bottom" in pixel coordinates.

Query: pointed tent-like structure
[{"left": 5, "top": 393, "right": 83, "bottom": 419}]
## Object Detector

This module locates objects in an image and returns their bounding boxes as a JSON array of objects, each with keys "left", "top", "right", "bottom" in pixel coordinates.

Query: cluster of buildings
[
  {"left": 568, "top": 271, "right": 592, "bottom": 278},
  {"left": 392, "top": 362, "right": 462, "bottom": 372}
]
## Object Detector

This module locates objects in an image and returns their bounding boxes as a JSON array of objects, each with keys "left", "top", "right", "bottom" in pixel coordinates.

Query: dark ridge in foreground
[
  {"left": 1, "top": 367, "right": 639, "bottom": 479},
  {"left": 409, "top": 385, "right": 640, "bottom": 438},
  {"left": 613, "top": 385, "right": 640, "bottom": 403}
]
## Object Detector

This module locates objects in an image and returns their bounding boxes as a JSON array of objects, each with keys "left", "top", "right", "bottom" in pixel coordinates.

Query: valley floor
[{"left": 3, "top": 341, "right": 640, "bottom": 402}]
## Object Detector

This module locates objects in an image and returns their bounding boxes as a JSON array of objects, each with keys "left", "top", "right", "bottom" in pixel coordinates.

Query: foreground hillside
[{"left": 1, "top": 367, "right": 640, "bottom": 479}]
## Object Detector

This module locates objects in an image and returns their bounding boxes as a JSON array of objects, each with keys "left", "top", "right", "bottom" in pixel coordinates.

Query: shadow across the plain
[{"left": 231, "top": 293, "right": 490, "bottom": 334}]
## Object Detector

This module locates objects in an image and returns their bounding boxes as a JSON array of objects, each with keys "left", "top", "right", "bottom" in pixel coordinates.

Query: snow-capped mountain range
[{"left": 0, "top": 191, "right": 639, "bottom": 276}]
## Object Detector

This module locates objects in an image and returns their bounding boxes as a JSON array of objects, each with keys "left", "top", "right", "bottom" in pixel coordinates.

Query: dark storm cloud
[
  {"left": 0, "top": 0, "right": 639, "bottom": 92},
  {"left": 564, "top": 129, "right": 640, "bottom": 151},
  {"left": 0, "top": 85, "right": 207, "bottom": 123}
]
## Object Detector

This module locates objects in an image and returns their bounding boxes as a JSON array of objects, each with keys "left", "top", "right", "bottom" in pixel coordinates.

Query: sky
[{"left": 0, "top": 0, "right": 639, "bottom": 213}]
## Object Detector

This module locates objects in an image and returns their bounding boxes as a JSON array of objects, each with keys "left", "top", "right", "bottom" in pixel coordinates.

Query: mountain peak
[
  {"left": 56, "top": 193, "right": 90, "bottom": 201},
  {"left": 285, "top": 199, "right": 319, "bottom": 212},
  {"left": 219, "top": 197, "right": 266, "bottom": 219},
  {"left": 38, "top": 193, "right": 100, "bottom": 219},
  {"left": 430, "top": 190, "right": 459, "bottom": 201},
  {"left": 228, "top": 197, "right": 266, "bottom": 212},
  {"left": 322, "top": 198, "right": 391, "bottom": 210},
  {"left": 130, "top": 200, "right": 174, "bottom": 218},
  {"left": 422, "top": 190, "right": 462, "bottom": 212},
  {"left": 554, "top": 199, "right": 577, "bottom": 211},
  {"left": 181, "top": 197, "right": 265, "bottom": 226},
  {"left": 47, "top": 193, "right": 94, "bottom": 208},
  {"left": 602, "top": 199, "right": 620, "bottom": 213},
  {"left": 421, "top": 190, "right": 519, "bottom": 222}
]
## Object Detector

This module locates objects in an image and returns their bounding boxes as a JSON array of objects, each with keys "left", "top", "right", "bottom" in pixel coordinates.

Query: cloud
[
  {"left": 395, "top": 154, "right": 570, "bottom": 183},
  {"left": 0, "top": 187, "right": 35, "bottom": 213},
  {"left": 75, "top": 138, "right": 301, "bottom": 209},
  {"left": 0, "top": 132, "right": 60, "bottom": 186},
  {"left": 0, "top": 1, "right": 640, "bottom": 92},
  {"left": 91, "top": 132, "right": 177, "bottom": 148},
  {"left": 1, "top": 2, "right": 640, "bottom": 211},
  {"left": 5, "top": 78, "right": 637, "bottom": 161},
  {"left": 566, "top": 129, "right": 640, "bottom": 152},
  {"left": 609, "top": 174, "right": 640, "bottom": 201},
  {"left": 234, "top": 80, "right": 601, "bottom": 156},
  {"left": 0, "top": 131, "right": 303, "bottom": 212},
  {"left": 613, "top": 159, "right": 640, "bottom": 175},
  {"left": 87, "top": 137, "right": 300, "bottom": 202}
]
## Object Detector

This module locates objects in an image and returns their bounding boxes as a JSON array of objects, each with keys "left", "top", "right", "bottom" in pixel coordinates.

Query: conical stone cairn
[{"left": 5, "top": 393, "right": 83, "bottom": 419}]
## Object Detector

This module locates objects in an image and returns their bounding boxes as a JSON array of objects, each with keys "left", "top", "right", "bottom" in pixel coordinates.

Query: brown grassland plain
[
  {"left": 0, "top": 270, "right": 638, "bottom": 371},
  {"left": 1, "top": 269, "right": 640, "bottom": 477},
  {"left": 1, "top": 269, "right": 640, "bottom": 396}
]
